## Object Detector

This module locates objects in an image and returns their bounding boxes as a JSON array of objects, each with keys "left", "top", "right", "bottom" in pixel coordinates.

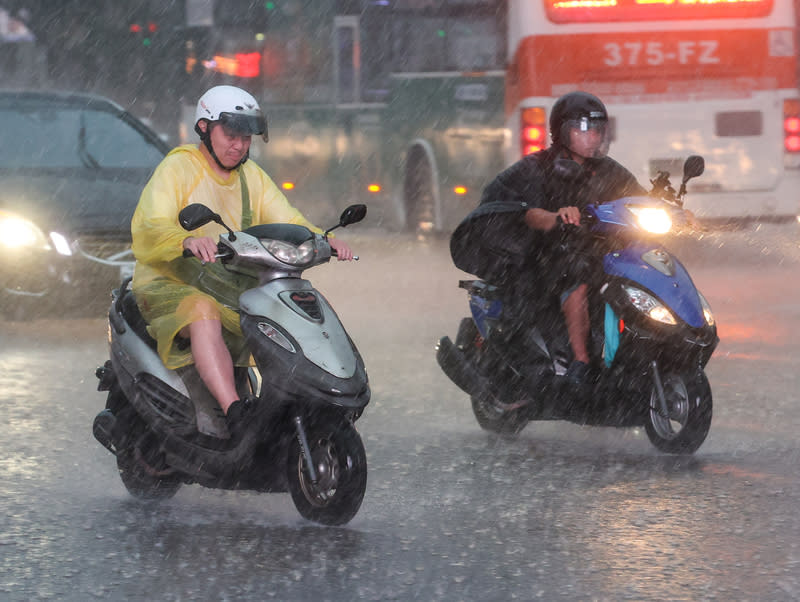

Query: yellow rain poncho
[{"left": 131, "top": 144, "right": 322, "bottom": 369}]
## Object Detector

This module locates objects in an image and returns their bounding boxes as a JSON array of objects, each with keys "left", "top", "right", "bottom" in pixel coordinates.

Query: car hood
[{"left": 0, "top": 167, "right": 154, "bottom": 239}]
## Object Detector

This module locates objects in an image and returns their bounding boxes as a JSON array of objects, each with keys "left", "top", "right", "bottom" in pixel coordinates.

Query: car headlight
[
  {"left": 698, "top": 291, "right": 715, "bottom": 326},
  {"left": 627, "top": 206, "right": 672, "bottom": 234},
  {"left": 623, "top": 285, "right": 676, "bottom": 325},
  {"left": 263, "top": 238, "right": 316, "bottom": 265},
  {"left": 49, "top": 232, "right": 73, "bottom": 256},
  {"left": 0, "top": 211, "right": 50, "bottom": 251}
]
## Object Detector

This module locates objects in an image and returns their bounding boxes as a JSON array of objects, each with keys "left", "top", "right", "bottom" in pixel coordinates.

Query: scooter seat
[{"left": 117, "top": 284, "right": 158, "bottom": 351}]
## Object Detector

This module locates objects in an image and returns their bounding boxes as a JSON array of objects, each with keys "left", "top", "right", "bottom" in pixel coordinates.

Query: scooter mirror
[
  {"left": 339, "top": 204, "right": 367, "bottom": 227},
  {"left": 179, "top": 203, "right": 222, "bottom": 231},
  {"left": 682, "top": 155, "right": 705, "bottom": 182}
]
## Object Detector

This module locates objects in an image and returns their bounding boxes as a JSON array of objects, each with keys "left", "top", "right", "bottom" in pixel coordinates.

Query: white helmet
[{"left": 194, "top": 85, "right": 268, "bottom": 142}]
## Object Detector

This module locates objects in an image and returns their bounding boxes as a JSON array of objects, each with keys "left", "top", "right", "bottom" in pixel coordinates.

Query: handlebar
[
  {"left": 183, "top": 245, "right": 360, "bottom": 261},
  {"left": 182, "top": 244, "right": 230, "bottom": 262},
  {"left": 331, "top": 248, "right": 360, "bottom": 261}
]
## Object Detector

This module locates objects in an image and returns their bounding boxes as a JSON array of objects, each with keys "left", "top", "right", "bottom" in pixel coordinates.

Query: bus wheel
[{"left": 404, "top": 154, "right": 435, "bottom": 234}]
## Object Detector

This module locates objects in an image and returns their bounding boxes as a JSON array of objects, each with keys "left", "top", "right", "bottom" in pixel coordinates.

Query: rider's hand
[
  {"left": 556, "top": 206, "right": 582, "bottom": 227},
  {"left": 183, "top": 236, "right": 218, "bottom": 263},
  {"left": 328, "top": 237, "right": 354, "bottom": 261}
]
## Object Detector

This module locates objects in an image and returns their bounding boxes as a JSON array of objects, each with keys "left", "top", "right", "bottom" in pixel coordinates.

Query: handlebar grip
[
  {"left": 182, "top": 249, "right": 194, "bottom": 258},
  {"left": 329, "top": 248, "right": 359, "bottom": 260}
]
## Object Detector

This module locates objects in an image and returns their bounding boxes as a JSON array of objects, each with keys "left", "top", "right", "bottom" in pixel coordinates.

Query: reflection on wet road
[{"left": 2, "top": 225, "right": 800, "bottom": 600}]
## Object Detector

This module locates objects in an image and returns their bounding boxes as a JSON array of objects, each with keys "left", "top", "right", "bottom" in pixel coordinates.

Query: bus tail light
[
  {"left": 785, "top": 99, "right": 800, "bottom": 164},
  {"left": 520, "top": 107, "right": 547, "bottom": 157},
  {"left": 367, "top": 183, "right": 382, "bottom": 193}
]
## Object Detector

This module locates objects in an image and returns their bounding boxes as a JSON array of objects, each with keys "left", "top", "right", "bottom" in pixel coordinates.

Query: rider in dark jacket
[{"left": 451, "top": 91, "right": 646, "bottom": 386}]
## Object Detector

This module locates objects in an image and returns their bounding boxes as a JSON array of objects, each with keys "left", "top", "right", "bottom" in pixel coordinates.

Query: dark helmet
[{"left": 549, "top": 91, "right": 609, "bottom": 157}]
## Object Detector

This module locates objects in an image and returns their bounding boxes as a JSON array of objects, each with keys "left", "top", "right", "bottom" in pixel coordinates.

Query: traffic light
[{"left": 129, "top": 22, "right": 158, "bottom": 47}]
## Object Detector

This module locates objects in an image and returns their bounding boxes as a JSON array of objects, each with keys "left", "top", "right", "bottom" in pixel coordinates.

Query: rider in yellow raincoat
[{"left": 130, "top": 85, "right": 353, "bottom": 435}]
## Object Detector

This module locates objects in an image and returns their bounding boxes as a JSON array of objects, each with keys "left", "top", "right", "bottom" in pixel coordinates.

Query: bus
[
  {"left": 506, "top": 0, "right": 800, "bottom": 223},
  {"left": 179, "top": 0, "right": 508, "bottom": 231}
]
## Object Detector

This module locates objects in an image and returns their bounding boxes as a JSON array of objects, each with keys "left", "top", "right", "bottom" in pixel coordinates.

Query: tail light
[
  {"left": 785, "top": 99, "right": 800, "bottom": 160},
  {"left": 520, "top": 107, "right": 547, "bottom": 157}
]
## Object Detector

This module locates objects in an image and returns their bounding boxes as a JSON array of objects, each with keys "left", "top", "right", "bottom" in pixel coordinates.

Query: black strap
[{"left": 240, "top": 168, "right": 252, "bottom": 229}]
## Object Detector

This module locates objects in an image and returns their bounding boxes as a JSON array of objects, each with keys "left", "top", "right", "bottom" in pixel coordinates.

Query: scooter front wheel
[
  {"left": 287, "top": 418, "right": 367, "bottom": 526},
  {"left": 645, "top": 370, "right": 712, "bottom": 455}
]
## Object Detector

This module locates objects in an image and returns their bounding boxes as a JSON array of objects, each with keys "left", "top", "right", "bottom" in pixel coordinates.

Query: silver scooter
[{"left": 93, "top": 204, "right": 370, "bottom": 525}]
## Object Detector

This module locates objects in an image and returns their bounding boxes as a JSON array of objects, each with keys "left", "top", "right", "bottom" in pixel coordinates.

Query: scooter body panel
[
  {"left": 108, "top": 299, "right": 189, "bottom": 397},
  {"left": 239, "top": 279, "right": 357, "bottom": 379},
  {"left": 603, "top": 242, "right": 705, "bottom": 328}
]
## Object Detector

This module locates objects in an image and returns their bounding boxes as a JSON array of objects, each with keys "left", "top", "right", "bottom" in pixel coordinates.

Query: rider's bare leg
[
  {"left": 562, "top": 283, "right": 590, "bottom": 364},
  {"left": 182, "top": 318, "right": 239, "bottom": 414}
]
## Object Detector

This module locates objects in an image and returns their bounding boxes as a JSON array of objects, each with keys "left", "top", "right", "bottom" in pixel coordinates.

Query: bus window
[
  {"left": 544, "top": 0, "right": 775, "bottom": 23},
  {"left": 389, "top": 13, "right": 505, "bottom": 72},
  {"left": 334, "top": 16, "right": 359, "bottom": 104}
]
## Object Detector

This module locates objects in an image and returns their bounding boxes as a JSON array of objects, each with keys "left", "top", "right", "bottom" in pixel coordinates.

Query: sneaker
[
  {"left": 224, "top": 395, "right": 261, "bottom": 441},
  {"left": 561, "top": 360, "right": 593, "bottom": 405},
  {"left": 565, "top": 360, "right": 590, "bottom": 385}
]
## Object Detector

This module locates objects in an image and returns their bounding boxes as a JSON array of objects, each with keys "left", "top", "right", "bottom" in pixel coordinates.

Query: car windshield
[{"left": 0, "top": 105, "right": 165, "bottom": 169}]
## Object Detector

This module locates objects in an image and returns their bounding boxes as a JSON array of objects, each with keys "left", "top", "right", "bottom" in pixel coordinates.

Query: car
[{"left": 0, "top": 90, "right": 170, "bottom": 319}]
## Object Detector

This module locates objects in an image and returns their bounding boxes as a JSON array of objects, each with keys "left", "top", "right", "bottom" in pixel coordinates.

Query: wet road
[{"left": 2, "top": 223, "right": 800, "bottom": 600}]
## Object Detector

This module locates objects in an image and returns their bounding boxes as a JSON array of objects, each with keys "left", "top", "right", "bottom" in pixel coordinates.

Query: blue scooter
[{"left": 437, "top": 156, "right": 718, "bottom": 454}]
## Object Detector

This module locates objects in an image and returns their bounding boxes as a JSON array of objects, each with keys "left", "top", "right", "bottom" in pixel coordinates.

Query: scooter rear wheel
[
  {"left": 287, "top": 419, "right": 367, "bottom": 526},
  {"left": 470, "top": 394, "right": 529, "bottom": 436},
  {"left": 116, "top": 422, "right": 182, "bottom": 501},
  {"left": 645, "top": 370, "right": 712, "bottom": 455}
]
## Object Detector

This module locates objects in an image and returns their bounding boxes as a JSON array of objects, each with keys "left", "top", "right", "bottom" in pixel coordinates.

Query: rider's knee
[{"left": 177, "top": 294, "right": 222, "bottom": 324}]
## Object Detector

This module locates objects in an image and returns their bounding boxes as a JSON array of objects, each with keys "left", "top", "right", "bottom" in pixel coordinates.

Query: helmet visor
[
  {"left": 218, "top": 112, "right": 269, "bottom": 142},
  {"left": 561, "top": 117, "right": 610, "bottom": 158}
]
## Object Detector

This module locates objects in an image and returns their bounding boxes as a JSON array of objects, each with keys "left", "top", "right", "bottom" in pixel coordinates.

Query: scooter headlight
[
  {"left": 627, "top": 206, "right": 672, "bottom": 234},
  {"left": 263, "top": 238, "right": 316, "bottom": 265},
  {"left": 698, "top": 291, "right": 715, "bottom": 326},
  {"left": 623, "top": 285, "right": 676, "bottom": 325},
  {"left": 0, "top": 211, "right": 50, "bottom": 251}
]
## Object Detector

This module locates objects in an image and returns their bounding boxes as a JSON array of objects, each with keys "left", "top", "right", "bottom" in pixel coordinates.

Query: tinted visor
[
  {"left": 218, "top": 111, "right": 269, "bottom": 142},
  {"left": 564, "top": 116, "right": 607, "bottom": 134},
  {"left": 561, "top": 117, "right": 610, "bottom": 158}
]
